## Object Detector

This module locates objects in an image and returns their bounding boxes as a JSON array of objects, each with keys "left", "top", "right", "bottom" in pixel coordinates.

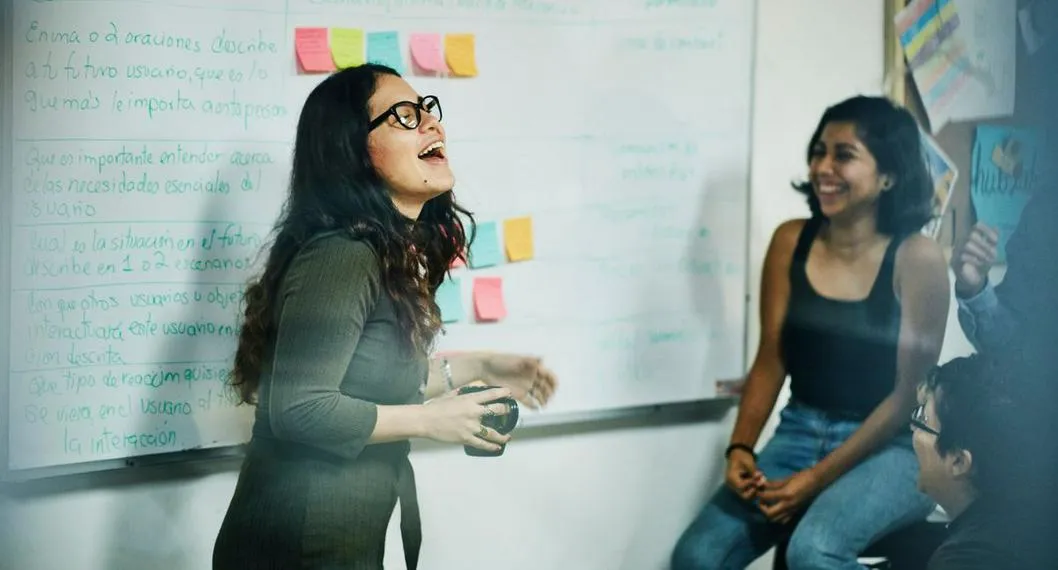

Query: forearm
[
  {"left": 368, "top": 404, "right": 430, "bottom": 443},
  {"left": 271, "top": 392, "right": 383, "bottom": 458},
  {"left": 423, "top": 352, "right": 485, "bottom": 400},
  {"left": 956, "top": 285, "right": 1017, "bottom": 353},
  {"left": 810, "top": 390, "right": 913, "bottom": 488},
  {"left": 729, "top": 371, "right": 784, "bottom": 447}
]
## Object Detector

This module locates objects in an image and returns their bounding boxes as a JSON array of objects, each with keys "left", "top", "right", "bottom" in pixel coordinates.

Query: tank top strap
[
  {"left": 788, "top": 217, "right": 823, "bottom": 287},
  {"left": 792, "top": 217, "right": 823, "bottom": 265},
  {"left": 868, "top": 232, "right": 907, "bottom": 298}
]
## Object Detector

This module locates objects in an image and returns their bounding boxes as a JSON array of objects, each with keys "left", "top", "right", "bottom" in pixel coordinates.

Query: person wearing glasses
[
  {"left": 912, "top": 354, "right": 1053, "bottom": 569},
  {"left": 671, "top": 96, "right": 948, "bottom": 569},
  {"left": 212, "top": 64, "right": 557, "bottom": 570}
]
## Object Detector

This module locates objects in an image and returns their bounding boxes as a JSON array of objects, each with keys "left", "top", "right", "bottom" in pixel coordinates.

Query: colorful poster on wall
[
  {"left": 949, "top": 0, "right": 1017, "bottom": 122},
  {"left": 920, "top": 127, "right": 958, "bottom": 239},
  {"left": 895, "top": 0, "right": 975, "bottom": 132}
]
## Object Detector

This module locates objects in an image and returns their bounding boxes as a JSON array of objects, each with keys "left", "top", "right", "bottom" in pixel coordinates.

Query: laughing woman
[
  {"left": 671, "top": 96, "right": 949, "bottom": 570},
  {"left": 212, "top": 64, "right": 556, "bottom": 570}
]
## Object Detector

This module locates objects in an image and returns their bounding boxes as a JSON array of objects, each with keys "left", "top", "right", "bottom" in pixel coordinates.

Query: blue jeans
[{"left": 671, "top": 401, "right": 935, "bottom": 570}]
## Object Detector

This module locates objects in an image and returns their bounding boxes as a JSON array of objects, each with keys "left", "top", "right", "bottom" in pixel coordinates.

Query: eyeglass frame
[
  {"left": 910, "top": 404, "right": 940, "bottom": 436},
  {"left": 368, "top": 95, "right": 442, "bottom": 131},
  {"left": 910, "top": 365, "right": 942, "bottom": 436}
]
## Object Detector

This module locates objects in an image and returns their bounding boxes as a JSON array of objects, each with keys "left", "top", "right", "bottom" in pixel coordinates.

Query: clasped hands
[{"left": 725, "top": 448, "right": 822, "bottom": 525}]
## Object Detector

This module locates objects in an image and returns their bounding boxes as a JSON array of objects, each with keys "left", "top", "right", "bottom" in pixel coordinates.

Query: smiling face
[
  {"left": 809, "top": 121, "right": 891, "bottom": 222},
  {"left": 366, "top": 74, "right": 454, "bottom": 218}
]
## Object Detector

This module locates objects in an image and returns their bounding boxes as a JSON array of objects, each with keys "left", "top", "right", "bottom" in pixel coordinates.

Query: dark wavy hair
[
  {"left": 792, "top": 95, "right": 934, "bottom": 235},
  {"left": 231, "top": 64, "right": 473, "bottom": 404},
  {"left": 925, "top": 352, "right": 1056, "bottom": 495}
]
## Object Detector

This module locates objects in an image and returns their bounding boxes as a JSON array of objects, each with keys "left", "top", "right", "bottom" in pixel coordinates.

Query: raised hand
[{"left": 951, "top": 222, "right": 999, "bottom": 298}]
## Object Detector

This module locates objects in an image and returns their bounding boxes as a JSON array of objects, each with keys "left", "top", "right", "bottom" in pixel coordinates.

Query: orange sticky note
[
  {"left": 410, "top": 33, "right": 448, "bottom": 73},
  {"left": 473, "top": 277, "right": 506, "bottom": 322},
  {"left": 503, "top": 216, "right": 534, "bottom": 261},
  {"left": 444, "top": 33, "right": 478, "bottom": 77},
  {"left": 331, "top": 28, "right": 365, "bottom": 69},
  {"left": 295, "top": 28, "right": 335, "bottom": 73}
]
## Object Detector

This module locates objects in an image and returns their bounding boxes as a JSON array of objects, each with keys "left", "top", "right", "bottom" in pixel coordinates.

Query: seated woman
[{"left": 671, "top": 96, "right": 949, "bottom": 570}]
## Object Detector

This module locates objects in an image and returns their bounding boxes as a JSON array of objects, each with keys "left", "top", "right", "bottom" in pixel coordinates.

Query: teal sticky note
[
  {"left": 469, "top": 221, "right": 503, "bottom": 268},
  {"left": 436, "top": 277, "right": 463, "bottom": 323},
  {"left": 366, "top": 31, "right": 404, "bottom": 73}
]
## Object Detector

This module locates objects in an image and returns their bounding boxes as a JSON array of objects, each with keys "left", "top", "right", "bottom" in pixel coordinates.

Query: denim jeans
[{"left": 671, "top": 400, "right": 935, "bottom": 570}]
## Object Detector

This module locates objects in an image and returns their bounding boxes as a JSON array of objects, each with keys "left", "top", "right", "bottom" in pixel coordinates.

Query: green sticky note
[
  {"left": 469, "top": 221, "right": 503, "bottom": 268},
  {"left": 436, "top": 277, "right": 463, "bottom": 323},
  {"left": 366, "top": 31, "right": 404, "bottom": 73}
]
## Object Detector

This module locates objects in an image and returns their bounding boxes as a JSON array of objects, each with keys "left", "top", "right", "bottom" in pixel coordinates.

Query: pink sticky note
[
  {"left": 409, "top": 33, "right": 448, "bottom": 73},
  {"left": 295, "top": 28, "right": 335, "bottom": 73},
  {"left": 473, "top": 277, "right": 506, "bottom": 322},
  {"left": 450, "top": 255, "right": 466, "bottom": 269}
]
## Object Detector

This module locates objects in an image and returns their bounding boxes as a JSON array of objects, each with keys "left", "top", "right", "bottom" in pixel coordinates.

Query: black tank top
[{"left": 781, "top": 217, "right": 905, "bottom": 418}]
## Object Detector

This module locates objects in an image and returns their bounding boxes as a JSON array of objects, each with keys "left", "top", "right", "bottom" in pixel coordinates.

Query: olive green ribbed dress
[{"left": 213, "top": 231, "right": 427, "bottom": 570}]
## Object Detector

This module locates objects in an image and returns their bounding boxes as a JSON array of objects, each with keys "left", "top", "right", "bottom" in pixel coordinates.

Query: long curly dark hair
[{"left": 231, "top": 64, "right": 473, "bottom": 404}]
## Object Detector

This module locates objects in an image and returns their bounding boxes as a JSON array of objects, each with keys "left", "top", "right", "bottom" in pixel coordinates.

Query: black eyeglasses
[
  {"left": 910, "top": 404, "right": 940, "bottom": 436},
  {"left": 369, "top": 95, "right": 442, "bottom": 131}
]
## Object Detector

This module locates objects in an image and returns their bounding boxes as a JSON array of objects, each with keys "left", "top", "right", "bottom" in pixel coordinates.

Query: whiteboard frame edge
[
  {"left": 741, "top": 0, "right": 760, "bottom": 377},
  {"left": 1, "top": 444, "right": 247, "bottom": 483},
  {"left": 1, "top": 0, "right": 15, "bottom": 482},
  {"left": 516, "top": 397, "right": 738, "bottom": 430}
]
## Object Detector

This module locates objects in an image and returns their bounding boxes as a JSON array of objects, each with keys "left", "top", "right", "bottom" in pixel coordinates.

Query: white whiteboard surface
[{"left": 5, "top": 0, "right": 754, "bottom": 476}]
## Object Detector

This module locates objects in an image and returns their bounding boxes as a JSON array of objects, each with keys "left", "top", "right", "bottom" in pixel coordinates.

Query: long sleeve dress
[{"left": 213, "top": 231, "right": 427, "bottom": 570}]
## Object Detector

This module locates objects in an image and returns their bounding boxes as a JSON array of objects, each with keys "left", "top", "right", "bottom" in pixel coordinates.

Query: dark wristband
[{"left": 724, "top": 443, "right": 756, "bottom": 460}]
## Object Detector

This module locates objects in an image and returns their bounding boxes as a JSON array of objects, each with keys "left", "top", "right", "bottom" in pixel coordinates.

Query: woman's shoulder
[
  {"left": 767, "top": 218, "right": 811, "bottom": 257},
  {"left": 775, "top": 218, "right": 810, "bottom": 238},
  {"left": 297, "top": 230, "right": 378, "bottom": 266},
  {"left": 282, "top": 230, "right": 382, "bottom": 293},
  {"left": 892, "top": 233, "right": 948, "bottom": 299},
  {"left": 894, "top": 233, "right": 946, "bottom": 272}
]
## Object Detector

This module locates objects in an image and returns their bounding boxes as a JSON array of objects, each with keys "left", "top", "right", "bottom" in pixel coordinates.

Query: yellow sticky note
[
  {"left": 444, "top": 33, "right": 478, "bottom": 77},
  {"left": 331, "top": 28, "right": 365, "bottom": 69},
  {"left": 503, "top": 216, "right": 534, "bottom": 262}
]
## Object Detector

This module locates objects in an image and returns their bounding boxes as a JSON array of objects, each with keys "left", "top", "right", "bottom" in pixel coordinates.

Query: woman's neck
[{"left": 822, "top": 214, "right": 883, "bottom": 258}]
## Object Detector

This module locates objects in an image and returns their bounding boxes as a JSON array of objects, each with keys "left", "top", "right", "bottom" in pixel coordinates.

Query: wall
[{"left": 0, "top": 2, "right": 905, "bottom": 569}]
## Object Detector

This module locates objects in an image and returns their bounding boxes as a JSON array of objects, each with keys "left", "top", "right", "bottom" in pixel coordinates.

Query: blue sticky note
[
  {"left": 436, "top": 277, "right": 463, "bottom": 323},
  {"left": 469, "top": 221, "right": 503, "bottom": 268},
  {"left": 366, "top": 31, "right": 404, "bottom": 73}
]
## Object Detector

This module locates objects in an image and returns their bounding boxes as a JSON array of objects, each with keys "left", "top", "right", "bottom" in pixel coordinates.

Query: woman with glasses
[
  {"left": 212, "top": 64, "right": 557, "bottom": 570},
  {"left": 671, "top": 96, "right": 949, "bottom": 569}
]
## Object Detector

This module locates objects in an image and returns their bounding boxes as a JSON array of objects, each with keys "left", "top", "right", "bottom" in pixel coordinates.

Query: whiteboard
[{"left": 4, "top": 0, "right": 755, "bottom": 477}]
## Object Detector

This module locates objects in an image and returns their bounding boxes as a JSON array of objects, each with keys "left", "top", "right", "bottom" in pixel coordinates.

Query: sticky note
[
  {"left": 330, "top": 28, "right": 365, "bottom": 69},
  {"left": 367, "top": 31, "right": 404, "bottom": 74},
  {"left": 410, "top": 33, "right": 448, "bottom": 73},
  {"left": 503, "top": 216, "right": 534, "bottom": 262},
  {"left": 450, "top": 253, "right": 466, "bottom": 269},
  {"left": 435, "top": 277, "right": 463, "bottom": 323},
  {"left": 473, "top": 277, "right": 506, "bottom": 322},
  {"left": 468, "top": 221, "right": 502, "bottom": 268},
  {"left": 295, "top": 28, "right": 335, "bottom": 73},
  {"left": 444, "top": 33, "right": 478, "bottom": 77}
]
